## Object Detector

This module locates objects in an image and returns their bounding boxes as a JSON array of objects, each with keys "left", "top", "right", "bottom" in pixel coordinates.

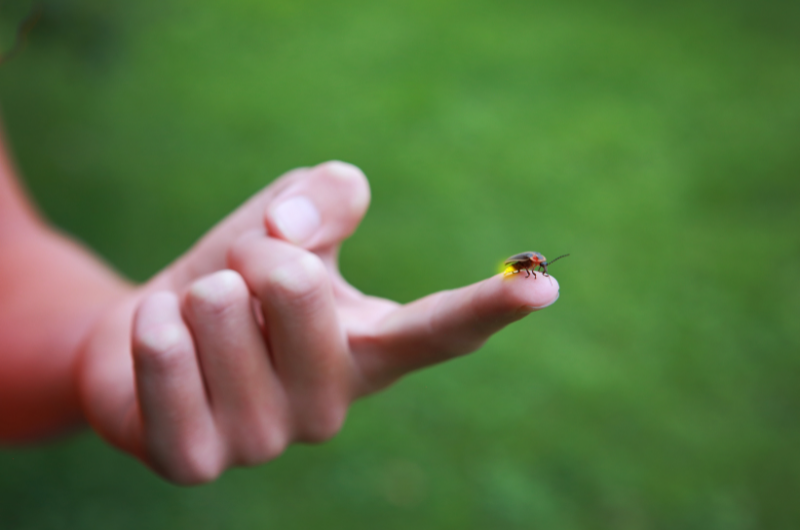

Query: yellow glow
[{"left": 500, "top": 264, "right": 516, "bottom": 275}]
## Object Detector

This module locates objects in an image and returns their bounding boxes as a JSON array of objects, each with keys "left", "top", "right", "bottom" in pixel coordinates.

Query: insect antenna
[{"left": 544, "top": 254, "right": 570, "bottom": 266}]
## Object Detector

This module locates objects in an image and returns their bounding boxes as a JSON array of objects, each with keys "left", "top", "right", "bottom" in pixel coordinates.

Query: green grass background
[{"left": 1, "top": 0, "right": 799, "bottom": 528}]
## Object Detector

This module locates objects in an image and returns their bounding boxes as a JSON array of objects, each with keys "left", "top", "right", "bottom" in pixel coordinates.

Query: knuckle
[
  {"left": 156, "top": 440, "right": 225, "bottom": 486},
  {"left": 186, "top": 270, "right": 250, "bottom": 318},
  {"left": 265, "top": 252, "right": 327, "bottom": 302},
  {"left": 133, "top": 323, "right": 191, "bottom": 372},
  {"left": 236, "top": 426, "right": 288, "bottom": 466},
  {"left": 169, "top": 458, "right": 223, "bottom": 486},
  {"left": 297, "top": 404, "right": 347, "bottom": 444}
]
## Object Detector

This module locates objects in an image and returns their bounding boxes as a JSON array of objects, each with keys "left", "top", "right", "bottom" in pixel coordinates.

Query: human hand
[{"left": 77, "top": 162, "right": 560, "bottom": 484}]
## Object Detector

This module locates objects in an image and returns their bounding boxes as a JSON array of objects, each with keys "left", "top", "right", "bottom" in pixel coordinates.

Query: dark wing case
[{"left": 504, "top": 251, "right": 534, "bottom": 264}]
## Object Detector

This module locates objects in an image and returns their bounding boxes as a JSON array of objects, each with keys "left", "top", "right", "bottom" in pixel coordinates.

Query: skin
[{"left": 0, "top": 131, "right": 560, "bottom": 484}]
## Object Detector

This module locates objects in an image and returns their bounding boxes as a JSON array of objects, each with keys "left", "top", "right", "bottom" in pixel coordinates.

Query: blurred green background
[{"left": 1, "top": 0, "right": 799, "bottom": 528}]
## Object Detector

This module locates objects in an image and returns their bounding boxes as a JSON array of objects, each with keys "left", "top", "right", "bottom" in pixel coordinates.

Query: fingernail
[{"left": 271, "top": 196, "right": 321, "bottom": 244}]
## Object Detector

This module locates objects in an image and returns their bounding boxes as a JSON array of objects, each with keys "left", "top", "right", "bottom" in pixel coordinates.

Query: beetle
[{"left": 504, "top": 251, "right": 569, "bottom": 278}]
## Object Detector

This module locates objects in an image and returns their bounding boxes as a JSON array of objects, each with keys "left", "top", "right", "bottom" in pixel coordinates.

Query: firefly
[{"left": 503, "top": 252, "right": 569, "bottom": 278}]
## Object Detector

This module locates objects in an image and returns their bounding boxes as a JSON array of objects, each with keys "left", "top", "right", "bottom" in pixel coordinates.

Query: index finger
[{"left": 352, "top": 273, "right": 561, "bottom": 385}]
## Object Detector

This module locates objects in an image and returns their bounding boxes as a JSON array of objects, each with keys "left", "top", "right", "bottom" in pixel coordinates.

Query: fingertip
[
  {"left": 322, "top": 160, "right": 365, "bottom": 182},
  {"left": 496, "top": 272, "right": 561, "bottom": 313},
  {"left": 319, "top": 161, "right": 371, "bottom": 214}
]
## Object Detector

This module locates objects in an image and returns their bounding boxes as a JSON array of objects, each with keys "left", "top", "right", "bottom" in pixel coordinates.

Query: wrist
[{"left": 0, "top": 226, "right": 134, "bottom": 443}]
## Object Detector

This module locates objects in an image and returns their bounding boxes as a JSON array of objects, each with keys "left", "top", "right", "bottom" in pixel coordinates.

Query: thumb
[
  {"left": 161, "top": 161, "right": 371, "bottom": 290},
  {"left": 265, "top": 161, "right": 371, "bottom": 252}
]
